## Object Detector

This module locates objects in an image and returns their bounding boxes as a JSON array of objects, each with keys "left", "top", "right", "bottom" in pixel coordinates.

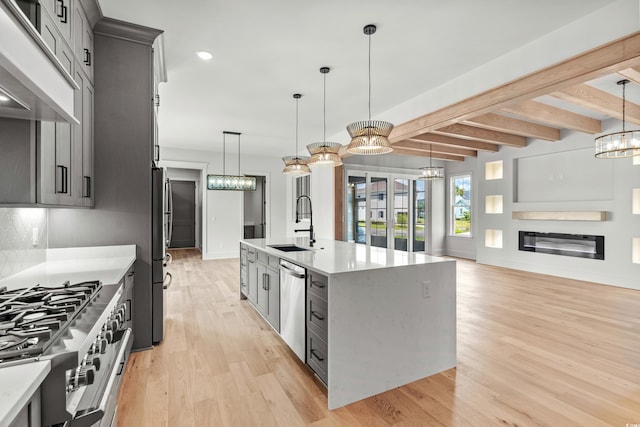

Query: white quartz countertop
[
  {"left": 241, "top": 238, "right": 453, "bottom": 274},
  {"left": 0, "top": 361, "right": 50, "bottom": 427},
  {"left": 0, "top": 245, "right": 136, "bottom": 291}
]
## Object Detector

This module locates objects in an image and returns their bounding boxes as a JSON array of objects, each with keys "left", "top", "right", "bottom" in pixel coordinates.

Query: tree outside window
[{"left": 451, "top": 175, "right": 471, "bottom": 236}]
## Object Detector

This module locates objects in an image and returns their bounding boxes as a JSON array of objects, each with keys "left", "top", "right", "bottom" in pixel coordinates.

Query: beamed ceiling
[{"left": 340, "top": 32, "right": 640, "bottom": 162}]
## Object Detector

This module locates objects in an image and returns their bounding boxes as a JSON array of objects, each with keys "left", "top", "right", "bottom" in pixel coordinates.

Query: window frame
[{"left": 449, "top": 173, "right": 472, "bottom": 238}]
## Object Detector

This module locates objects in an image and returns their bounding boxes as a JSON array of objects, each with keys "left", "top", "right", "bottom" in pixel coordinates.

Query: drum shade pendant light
[
  {"left": 595, "top": 79, "right": 640, "bottom": 159},
  {"left": 346, "top": 24, "right": 394, "bottom": 155},
  {"left": 307, "top": 67, "right": 343, "bottom": 167},
  {"left": 283, "top": 94, "right": 311, "bottom": 176},
  {"left": 207, "top": 131, "right": 256, "bottom": 191},
  {"left": 418, "top": 144, "right": 444, "bottom": 180}
]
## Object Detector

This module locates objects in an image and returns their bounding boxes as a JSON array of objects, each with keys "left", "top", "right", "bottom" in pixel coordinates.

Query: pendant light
[
  {"left": 307, "top": 67, "right": 343, "bottom": 167},
  {"left": 283, "top": 94, "right": 311, "bottom": 176},
  {"left": 595, "top": 79, "right": 640, "bottom": 159},
  {"left": 346, "top": 24, "right": 394, "bottom": 155},
  {"left": 418, "top": 144, "right": 444, "bottom": 180},
  {"left": 207, "top": 131, "right": 257, "bottom": 191}
]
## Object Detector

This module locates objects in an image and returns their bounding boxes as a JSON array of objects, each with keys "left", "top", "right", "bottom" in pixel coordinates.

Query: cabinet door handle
[
  {"left": 155, "top": 94, "right": 160, "bottom": 107},
  {"left": 265, "top": 273, "right": 270, "bottom": 291},
  {"left": 310, "top": 349, "right": 324, "bottom": 362},
  {"left": 83, "top": 176, "right": 91, "bottom": 198},
  {"left": 311, "top": 280, "right": 326, "bottom": 289},
  {"left": 57, "top": 165, "right": 68, "bottom": 194},
  {"left": 262, "top": 273, "right": 267, "bottom": 290},
  {"left": 84, "top": 49, "right": 91, "bottom": 66},
  {"left": 126, "top": 299, "right": 132, "bottom": 321},
  {"left": 56, "top": 0, "right": 64, "bottom": 17},
  {"left": 154, "top": 144, "right": 160, "bottom": 162},
  {"left": 61, "top": 4, "right": 68, "bottom": 23},
  {"left": 310, "top": 311, "right": 325, "bottom": 321}
]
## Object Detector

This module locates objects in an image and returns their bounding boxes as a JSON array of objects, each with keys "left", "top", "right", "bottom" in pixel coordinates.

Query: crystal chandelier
[
  {"left": 307, "top": 67, "right": 343, "bottom": 166},
  {"left": 418, "top": 144, "right": 444, "bottom": 180},
  {"left": 346, "top": 24, "right": 394, "bottom": 155},
  {"left": 595, "top": 79, "right": 640, "bottom": 159},
  {"left": 283, "top": 94, "right": 311, "bottom": 175},
  {"left": 207, "top": 131, "right": 256, "bottom": 191}
]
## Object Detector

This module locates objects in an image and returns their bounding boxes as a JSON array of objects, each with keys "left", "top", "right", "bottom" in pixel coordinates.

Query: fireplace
[{"left": 519, "top": 231, "right": 604, "bottom": 260}]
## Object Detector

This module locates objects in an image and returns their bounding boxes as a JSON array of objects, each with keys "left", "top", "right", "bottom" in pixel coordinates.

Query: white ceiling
[{"left": 98, "top": 0, "right": 616, "bottom": 159}]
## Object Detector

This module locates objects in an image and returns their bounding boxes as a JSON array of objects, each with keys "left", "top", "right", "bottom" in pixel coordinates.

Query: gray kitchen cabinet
[
  {"left": 73, "top": 67, "right": 94, "bottom": 206},
  {"left": 73, "top": 0, "right": 94, "bottom": 82},
  {"left": 37, "top": 119, "right": 74, "bottom": 205},
  {"left": 306, "top": 269, "right": 328, "bottom": 384},
  {"left": 39, "top": 4, "right": 74, "bottom": 76},
  {"left": 123, "top": 266, "right": 135, "bottom": 331},
  {"left": 8, "top": 387, "right": 41, "bottom": 427},
  {"left": 40, "top": 0, "right": 73, "bottom": 42},
  {"left": 246, "top": 247, "right": 280, "bottom": 332},
  {"left": 240, "top": 244, "right": 248, "bottom": 296}
]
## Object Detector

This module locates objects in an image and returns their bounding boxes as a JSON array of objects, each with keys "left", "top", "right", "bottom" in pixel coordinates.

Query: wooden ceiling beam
[
  {"left": 389, "top": 32, "right": 640, "bottom": 142},
  {"left": 501, "top": 100, "right": 602, "bottom": 134},
  {"left": 462, "top": 112, "right": 560, "bottom": 141},
  {"left": 432, "top": 123, "right": 526, "bottom": 147},
  {"left": 412, "top": 133, "right": 500, "bottom": 152},
  {"left": 397, "top": 140, "right": 477, "bottom": 157},
  {"left": 390, "top": 147, "right": 465, "bottom": 162},
  {"left": 551, "top": 83, "right": 640, "bottom": 125},
  {"left": 618, "top": 67, "right": 640, "bottom": 84}
]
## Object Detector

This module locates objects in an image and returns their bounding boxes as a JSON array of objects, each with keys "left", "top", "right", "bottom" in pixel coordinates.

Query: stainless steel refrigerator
[{"left": 152, "top": 166, "right": 171, "bottom": 343}]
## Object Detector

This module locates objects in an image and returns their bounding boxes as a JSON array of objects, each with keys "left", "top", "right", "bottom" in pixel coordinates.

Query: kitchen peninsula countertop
[
  {"left": 0, "top": 245, "right": 136, "bottom": 427},
  {"left": 241, "top": 237, "right": 453, "bottom": 274}
]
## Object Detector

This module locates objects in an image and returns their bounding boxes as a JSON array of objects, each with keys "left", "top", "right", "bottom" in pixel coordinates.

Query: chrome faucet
[{"left": 294, "top": 195, "right": 315, "bottom": 246}]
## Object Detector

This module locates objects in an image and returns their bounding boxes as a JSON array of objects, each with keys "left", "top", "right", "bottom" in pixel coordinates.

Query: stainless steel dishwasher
[{"left": 279, "top": 259, "right": 306, "bottom": 361}]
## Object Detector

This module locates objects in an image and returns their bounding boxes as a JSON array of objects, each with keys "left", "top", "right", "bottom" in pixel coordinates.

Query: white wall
[
  {"left": 475, "top": 119, "right": 640, "bottom": 290},
  {"left": 161, "top": 147, "right": 287, "bottom": 259}
]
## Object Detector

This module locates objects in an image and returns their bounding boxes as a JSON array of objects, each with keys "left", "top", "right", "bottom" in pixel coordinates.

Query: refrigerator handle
[{"left": 166, "top": 180, "right": 173, "bottom": 247}]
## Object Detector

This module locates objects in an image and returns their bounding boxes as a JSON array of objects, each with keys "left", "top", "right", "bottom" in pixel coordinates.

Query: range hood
[{"left": 0, "top": 0, "right": 78, "bottom": 123}]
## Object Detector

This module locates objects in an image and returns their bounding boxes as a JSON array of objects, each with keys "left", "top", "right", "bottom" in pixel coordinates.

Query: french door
[{"left": 345, "top": 171, "right": 431, "bottom": 253}]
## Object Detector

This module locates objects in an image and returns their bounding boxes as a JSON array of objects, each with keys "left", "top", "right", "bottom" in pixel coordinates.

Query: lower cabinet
[
  {"left": 306, "top": 269, "right": 328, "bottom": 384},
  {"left": 240, "top": 246, "right": 280, "bottom": 332},
  {"left": 8, "top": 388, "right": 41, "bottom": 427}
]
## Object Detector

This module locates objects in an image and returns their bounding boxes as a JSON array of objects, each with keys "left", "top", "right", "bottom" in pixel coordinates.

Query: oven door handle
[{"left": 68, "top": 328, "right": 133, "bottom": 427}]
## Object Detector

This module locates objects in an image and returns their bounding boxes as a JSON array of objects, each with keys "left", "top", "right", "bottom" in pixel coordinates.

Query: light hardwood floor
[{"left": 116, "top": 249, "right": 640, "bottom": 426}]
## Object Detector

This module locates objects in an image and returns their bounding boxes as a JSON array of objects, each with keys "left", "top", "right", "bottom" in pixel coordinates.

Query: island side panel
[{"left": 327, "top": 260, "right": 457, "bottom": 410}]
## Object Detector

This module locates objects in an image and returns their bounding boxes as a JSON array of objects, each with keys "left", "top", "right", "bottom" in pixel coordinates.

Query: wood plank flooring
[{"left": 116, "top": 249, "right": 640, "bottom": 426}]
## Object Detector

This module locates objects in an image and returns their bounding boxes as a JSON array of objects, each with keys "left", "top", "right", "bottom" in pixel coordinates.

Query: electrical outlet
[
  {"left": 423, "top": 281, "right": 431, "bottom": 298},
  {"left": 32, "top": 227, "right": 39, "bottom": 246}
]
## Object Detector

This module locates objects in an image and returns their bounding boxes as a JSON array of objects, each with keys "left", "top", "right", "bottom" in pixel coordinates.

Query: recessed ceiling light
[
  {"left": 0, "top": 94, "right": 9, "bottom": 102},
  {"left": 196, "top": 51, "right": 213, "bottom": 61}
]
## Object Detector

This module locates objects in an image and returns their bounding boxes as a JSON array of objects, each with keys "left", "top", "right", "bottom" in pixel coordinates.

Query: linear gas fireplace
[{"left": 519, "top": 231, "right": 604, "bottom": 260}]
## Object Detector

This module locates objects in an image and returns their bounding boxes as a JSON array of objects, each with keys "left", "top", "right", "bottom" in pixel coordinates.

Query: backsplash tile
[{"left": 0, "top": 208, "right": 47, "bottom": 280}]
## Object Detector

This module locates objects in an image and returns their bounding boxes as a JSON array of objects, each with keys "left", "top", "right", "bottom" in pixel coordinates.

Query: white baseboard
[{"left": 203, "top": 251, "right": 239, "bottom": 260}]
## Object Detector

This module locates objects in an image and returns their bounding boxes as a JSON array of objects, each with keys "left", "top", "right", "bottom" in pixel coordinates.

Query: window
[
  {"left": 412, "top": 179, "right": 426, "bottom": 252},
  {"left": 295, "top": 175, "right": 310, "bottom": 220},
  {"left": 450, "top": 174, "right": 471, "bottom": 236}
]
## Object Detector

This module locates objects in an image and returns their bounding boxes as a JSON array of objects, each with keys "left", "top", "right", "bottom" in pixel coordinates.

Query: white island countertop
[
  {"left": 0, "top": 245, "right": 136, "bottom": 291},
  {"left": 241, "top": 237, "right": 453, "bottom": 274}
]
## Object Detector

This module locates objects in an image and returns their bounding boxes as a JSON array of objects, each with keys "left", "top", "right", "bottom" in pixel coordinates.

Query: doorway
[
  {"left": 169, "top": 180, "right": 196, "bottom": 248},
  {"left": 243, "top": 175, "right": 266, "bottom": 239}
]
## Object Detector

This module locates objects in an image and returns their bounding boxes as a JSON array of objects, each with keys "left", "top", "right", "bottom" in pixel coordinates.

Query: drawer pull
[
  {"left": 310, "top": 349, "right": 324, "bottom": 362},
  {"left": 311, "top": 280, "right": 326, "bottom": 289},
  {"left": 310, "top": 311, "right": 325, "bottom": 321}
]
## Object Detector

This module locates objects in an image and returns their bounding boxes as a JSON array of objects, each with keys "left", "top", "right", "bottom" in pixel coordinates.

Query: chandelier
[
  {"left": 595, "top": 79, "right": 640, "bottom": 159},
  {"left": 346, "top": 24, "right": 394, "bottom": 155},
  {"left": 307, "top": 67, "right": 343, "bottom": 166},
  {"left": 283, "top": 94, "right": 311, "bottom": 175},
  {"left": 207, "top": 131, "right": 256, "bottom": 191},
  {"left": 418, "top": 144, "right": 444, "bottom": 180}
]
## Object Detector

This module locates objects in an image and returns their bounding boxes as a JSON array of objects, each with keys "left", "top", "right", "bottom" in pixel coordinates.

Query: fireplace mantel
[{"left": 512, "top": 211, "right": 607, "bottom": 221}]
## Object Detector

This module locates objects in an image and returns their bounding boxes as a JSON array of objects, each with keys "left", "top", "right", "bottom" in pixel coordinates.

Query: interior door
[
  {"left": 346, "top": 175, "right": 366, "bottom": 244},
  {"left": 169, "top": 180, "right": 196, "bottom": 248},
  {"left": 369, "top": 176, "right": 388, "bottom": 248},
  {"left": 392, "top": 178, "right": 410, "bottom": 252}
]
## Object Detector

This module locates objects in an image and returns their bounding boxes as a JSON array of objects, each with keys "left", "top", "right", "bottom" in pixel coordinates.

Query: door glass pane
[
  {"left": 370, "top": 177, "right": 387, "bottom": 248},
  {"left": 452, "top": 175, "right": 471, "bottom": 236},
  {"left": 413, "top": 180, "right": 426, "bottom": 252},
  {"left": 347, "top": 176, "right": 366, "bottom": 243},
  {"left": 393, "top": 178, "right": 409, "bottom": 252}
]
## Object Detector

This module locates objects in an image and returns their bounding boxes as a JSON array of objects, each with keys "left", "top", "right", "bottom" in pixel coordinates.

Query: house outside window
[{"left": 451, "top": 174, "right": 471, "bottom": 236}]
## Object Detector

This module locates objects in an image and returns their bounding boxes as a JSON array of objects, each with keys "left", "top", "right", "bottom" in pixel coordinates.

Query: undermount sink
[{"left": 268, "top": 244, "right": 311, "bottom": 252}]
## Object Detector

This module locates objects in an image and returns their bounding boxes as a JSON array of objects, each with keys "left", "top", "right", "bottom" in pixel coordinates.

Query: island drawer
[
  {"left": 256, "top": 249, "right": 268, "bottom": 264},
  {"left": 256, "top": 249, "right": 279, "bottom": 269},
  {"left": 307, "top": 270, "right": 328, "bottom": 300},
  {"left": 307, "top": 292, "right": 328, "bottom": 337},
  {"left": 307, "top": 329, "right": 328, "bottom": 384},
  {"left": 247, "top": 247, "right": 256, "bottom": 262}
]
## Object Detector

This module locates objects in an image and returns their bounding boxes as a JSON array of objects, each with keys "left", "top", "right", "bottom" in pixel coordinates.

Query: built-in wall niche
[
  {"left": 634, "top": 156, "right": 640, "bottom": 166},
  {"left": 633, "top": 238, "right": 640, "bottom": 264},
  {"left": 485, "top": 160, "right": 503, "bottom": 180},
  {"left": 485, "top": 195, "right": 503, "bottom": 214},
  {"left": 485, "top": 229, "right": 503, "bottom": 248},
  {"left": 633, "top": 188, "right": 640, "bottom": 215}
]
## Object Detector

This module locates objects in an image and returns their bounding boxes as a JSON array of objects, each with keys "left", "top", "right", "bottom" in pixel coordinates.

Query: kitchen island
[{"left": 240, "top": 238, "right": 456, "bottom": 410}]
